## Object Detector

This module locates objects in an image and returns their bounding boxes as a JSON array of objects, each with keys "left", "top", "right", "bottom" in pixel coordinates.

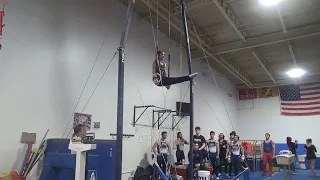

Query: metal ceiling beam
[
  {"left": 288, "top": 41, "right": 297, "bottom": 66},
  {"left": 140, "top": 0, "right": 254, "bottom": 87},
  {"left": 252, "top": 49, "right": 277, "bottom": 84},
  {"left": 219, "top": 54, "right": 254, "bottom": 86},
  {"left": 276, "top": 5, "right": 287, "bottom": 33},
  {"left": 153, "top": 0, "right": 212, "bottom": 47},
  {"left": 172, "top": 0, "right": 238, "bottom": 15},
  {"left": 212, "top": 0, "right": 247, "bottom": 42},
  {"left": 172, "top": 0, "right": 212, "bottom": 15},
  {"left": 192, "top": 23, "right": 320, "bottom": 56},
  {"left": 236, "top": 75, "right": 320, "bottom": 89}
]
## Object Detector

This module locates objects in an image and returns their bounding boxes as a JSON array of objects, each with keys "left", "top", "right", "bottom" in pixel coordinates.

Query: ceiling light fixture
[
  {"left": 259, "top": 0, "right": 283, "bottom": 6},
  {"left": 286, "top": 68, "right": 306, "bottom": 78}
]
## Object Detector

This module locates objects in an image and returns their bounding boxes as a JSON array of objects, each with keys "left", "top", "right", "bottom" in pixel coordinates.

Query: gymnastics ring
[{"left": 153, "top": 73, "right": 162, "bottom": 86}]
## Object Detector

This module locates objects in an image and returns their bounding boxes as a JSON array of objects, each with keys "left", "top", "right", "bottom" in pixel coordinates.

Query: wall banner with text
[{"left": 238, "top": 88, "right": 257, "bottom": 100}]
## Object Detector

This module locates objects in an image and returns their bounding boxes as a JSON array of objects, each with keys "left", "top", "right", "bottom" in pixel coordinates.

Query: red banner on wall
[{"left": 238, "top": 88, "right": 257, "bottom": 100}]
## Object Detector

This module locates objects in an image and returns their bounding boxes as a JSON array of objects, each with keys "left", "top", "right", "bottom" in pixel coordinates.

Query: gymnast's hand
[{"left": 153, "top": 77, "right": 160, "bottom": 85}]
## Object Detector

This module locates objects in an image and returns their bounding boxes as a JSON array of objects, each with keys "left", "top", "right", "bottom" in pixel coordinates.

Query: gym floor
[{"left": 240, "top": 170, "right": 319, "bottom": 180}]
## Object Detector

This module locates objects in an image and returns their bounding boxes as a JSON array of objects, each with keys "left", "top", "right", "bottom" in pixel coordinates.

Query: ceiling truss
[{"left": 140, "top": 0, "right": 254, "bottom": 87}]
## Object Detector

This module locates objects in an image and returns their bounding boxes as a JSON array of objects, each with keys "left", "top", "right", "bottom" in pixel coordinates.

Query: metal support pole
[
  {"left": 172, "top": 116, "right": 185, "bottom": 129},
  {"left": 134, "top": 107, "right": 149, "bottom": 124},
  {"left": 157, "top": 112, "right": 165, "bottom": 129},
  {"left": 158, "top": 112, "right": 172, "bottom": 129},
  {"left": 152, "top": 109, "right": 155, "bottom": 127},
  {"left": 180, "top": 0, "right": 194, "bottom": 179},
  {"left": 133, "top": 106, "right": 136, "bottom": 127},
  {"left": 115, "top": 0, "right": 135, "bottom": 179},
  {"left": 172, "top": 115, "right": 175, "bottom": 130}
]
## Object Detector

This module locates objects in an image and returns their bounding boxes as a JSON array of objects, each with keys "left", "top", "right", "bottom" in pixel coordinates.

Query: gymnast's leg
[{"left": 158, "top": 73, "right": 198, "bottom": 87}]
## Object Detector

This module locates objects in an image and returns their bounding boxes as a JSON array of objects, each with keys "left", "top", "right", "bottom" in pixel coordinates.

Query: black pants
[
  {"left": 219, "top": 153, "right": 228, "bottom": 174},
  {"left": 209, "top": 153, "right": 220, "bottom": 177},
  {"left": 157, "top": 154, "right": 168, "bottom": 174},
  {"left": 231, "top": 155, "right": 243, "bottom": 176},
  {"left": 289, "top": 154, "right": 297, "bottom": 172},
  {"left": 176, "top": 150, "right": 185, "bottom": 163},
  {"left": 228, "top": 159, "right": 232, "bottom": 176},
  {"left": 158, "top": 76, "right": 190, "bottom": 86}
]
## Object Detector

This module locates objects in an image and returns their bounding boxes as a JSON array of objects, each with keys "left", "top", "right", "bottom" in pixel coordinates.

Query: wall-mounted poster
[
  {"left": 258, "top": 86, "right": 279, "bottom": 98},
  {"left": 73, "top": 113, "right": 92, "bottom": 131}
]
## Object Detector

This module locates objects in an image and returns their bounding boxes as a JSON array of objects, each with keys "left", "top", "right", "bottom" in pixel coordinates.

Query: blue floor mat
[{"left": 214, "top": 170, "right": 320, "bottom": 180}]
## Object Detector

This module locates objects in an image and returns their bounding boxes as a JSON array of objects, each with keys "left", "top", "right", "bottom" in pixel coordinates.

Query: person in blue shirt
[
  {"left": 228, "top": 135, "right": 245, "bottom": 178},
  {"left": 207, "top": 131, "right": 220, "bottom": 179},
  {"left": 261, "top": 133, "right": 275, "bottom": 177}
]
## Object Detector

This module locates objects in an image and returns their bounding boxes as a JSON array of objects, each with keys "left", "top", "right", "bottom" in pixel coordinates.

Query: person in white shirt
[{"left": 153, "top": 131, "right": 171, "bottom": 174}]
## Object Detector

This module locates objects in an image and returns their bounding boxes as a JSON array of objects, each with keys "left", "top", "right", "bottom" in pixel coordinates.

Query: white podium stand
[{"left": 69, "top": 143, "right": 97, "bottom": 180}]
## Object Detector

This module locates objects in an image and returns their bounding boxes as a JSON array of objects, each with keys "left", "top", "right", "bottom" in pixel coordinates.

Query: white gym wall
[
  {"left": 0, "top": 0, "right": 238, "bottom": 179},
  {"left": 237, "top": 97, "right": 320, "bottom": 148}
]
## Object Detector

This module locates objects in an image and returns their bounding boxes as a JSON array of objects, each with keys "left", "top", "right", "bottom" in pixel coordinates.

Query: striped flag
[{"left": 279, "top": 82, "right": 320, "bottom": 116}]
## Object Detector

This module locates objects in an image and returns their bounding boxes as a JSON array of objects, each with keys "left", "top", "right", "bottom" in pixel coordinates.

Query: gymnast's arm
[
  {"left": 152, "top": 140, "right": 158, "bottom": 154},
  {"left": 272, "top": 141, "right": 276, "bottom": 157},
  {"left": 260, "top": 142, "right": 264, "bottom": 156},
  {"left": 240, "top": 143, "right": 245, "bottom": 159},
  {"left": 184, "top": 139, "right": 189, "bottom": 145},
  {"left": 152, "top": 61, "right": 157, "bottom": 80},
  {"left": 216, "top": 140, "right": 220, "bottom": 157},
  {"left": 175, "top": 138, "right": 180, "bottom": 145}
]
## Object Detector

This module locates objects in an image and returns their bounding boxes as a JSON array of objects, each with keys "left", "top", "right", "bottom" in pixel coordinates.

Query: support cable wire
[
  {"left": 205, "top": 100, "right": 228, "bottom": 135},
  {"left": 56, "top": 50, "right": 118, "bottom": 153},
  {"left": 55, "top": 32, "right": 109, "bottom": 153},
  {"left": 147, "top": 0, "right": 168, "bottom": 110},
  {"left": 136, "top": 65, "right": 190, "bottom": 177},
  {"left": 189, "top": 17, "right": 235, "bottom": 131},
  {"left": 146, "top": 0, "right": 175, "bottom": 158}
]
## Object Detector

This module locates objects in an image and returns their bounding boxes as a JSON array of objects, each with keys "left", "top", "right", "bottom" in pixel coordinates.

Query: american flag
[{"left": 279, "top": 82, "right": 320, "bottom": 116}]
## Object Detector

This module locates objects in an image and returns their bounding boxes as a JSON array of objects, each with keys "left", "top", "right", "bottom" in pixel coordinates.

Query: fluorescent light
[
  {"left": 286, "top": 68, "right": 306, "bottom": 78},
  {"left": 259, "top": 0, "right": 283, "bottom": 6}
]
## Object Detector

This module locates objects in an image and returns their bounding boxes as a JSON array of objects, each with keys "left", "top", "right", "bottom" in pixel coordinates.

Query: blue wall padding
[
  {"left": 274, "top": 143, "right": 305, "bottom": 155},
  {"left": 45, "top": 153, "right": 99, "bottom": 169},
  {"left": 40, "top": 138, "right": 116, "bottom": 180}
]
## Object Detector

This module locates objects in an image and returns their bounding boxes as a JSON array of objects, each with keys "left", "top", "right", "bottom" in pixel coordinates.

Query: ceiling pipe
[
  {"left": 276, "top": 5, "right": 287, "bottom": 33},
  {"left": 288, "top": 41, "right": 297, "bottom": 66},
  {"left": 252, "top": 49, "right": 277, "bottom": 84},
  {"left": 212, "top": 28, "right": 320, "bottom": 54}
]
